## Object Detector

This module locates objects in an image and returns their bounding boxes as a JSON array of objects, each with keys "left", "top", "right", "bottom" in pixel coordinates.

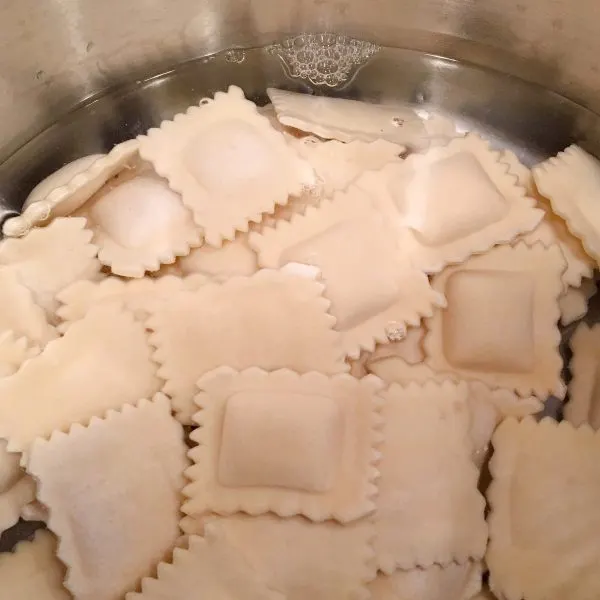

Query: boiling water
[{"left": 0, "top": 33, "right": 598, "bottom": 552}]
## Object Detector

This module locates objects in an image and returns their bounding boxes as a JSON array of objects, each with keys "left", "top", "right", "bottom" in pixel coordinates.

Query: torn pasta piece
[
  {"left": 487, "top": 417, "right": 600, "bottom": 600},
  {"left": 267, "top": 88, "right": 427, "bottom": 148},
  {"left": 184, "top": 368, "right": 383, "bottom": 522},
  {"left": 138, "top": 85, "right": 314, "bottom": 246},
  {"left": 209, "top": 513, "right": 375, "bottom": 600},
  {"left": 250, "top": 187, "right": 444, "bottom": 358},
  {"left": 565, "top": 323, "right": 600, "bottom": 429},
  {"left": 178, "top": 232, "right": 258, "bottom": 279},
  {"left": 355, "top": 134, "right": 543, "bottom": 273},
  {"left": 0, "top": 530, "right": 70, "bottom": 599},
  {"left": 27, "top": 395, "right": 188, "bottom": 600},
  {"left": 0, "top": 303, "right": 162, "bottom": 456},
  {"left": 147, "top": 269, "right": 346, "bottom": 424},
  {"left": 56, "top": 274, "right": 208, "bottom": 325},
  {"left": 373, "top": 382, "right": 487, "bottom": 573},
  {"left": 533, "top": 144, "right": 600, "bottom": 265},
  {"left": 76, "top": 169, "right": 203, "bottom": 277},
  {"left": 0, "top": 270, "right": 56, "bottom": 345},
  {"left": 367, "top": 561, "right": 482, "bottom": 600},
  {"left": 127, "top": 527, "right": 284, "bottom": 600},
  {"left": 559, "top": 277, "right": 597, "bottom": 326},
  {"left": 2, "top": 140, "right": 138, "bottom": 238},
  {"left": 288, "top": 136, "right": 404, "bottom": 196},
  {"left": 425, "top": 243, "right": 566, "bottom": 399},
  {"left": 502, "top": 149, "right": 593, "bottom": 289},
  {"left": 0, "top": 217, "right": 101, "bottom": 316}
]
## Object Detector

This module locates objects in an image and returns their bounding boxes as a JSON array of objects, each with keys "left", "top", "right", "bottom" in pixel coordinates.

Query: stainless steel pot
[
  {"left": 0, "top": 0, "right": 599, "bottom": 216},
  {"left": 1, "top": 0, "right": 598, "bottom": 144},
  {"left": 0, "top": 0, "right": 596, "bottom": 561}
]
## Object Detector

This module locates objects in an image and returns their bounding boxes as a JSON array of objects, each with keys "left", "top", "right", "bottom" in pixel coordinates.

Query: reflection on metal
[
  {"left": 224, "top": 49, "right": 246, "bottom": 64},
  {"left": 266, "top": 33, "right": 380, "bottom": 88}
]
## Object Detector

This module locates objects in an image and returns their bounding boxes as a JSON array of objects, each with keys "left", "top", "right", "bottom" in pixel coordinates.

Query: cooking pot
[{"left": 1, "top": 0, "right": 600, "bottom": 225}]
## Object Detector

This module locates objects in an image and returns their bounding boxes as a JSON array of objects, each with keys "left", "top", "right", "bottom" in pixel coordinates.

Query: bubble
[
  {"left": 224, "top": 49, "right": 246, "bottom": 64},
  {"left": 385, "top": 322, "right": 407, "bottom": 343},
  {"left": 267, "top": 33, "right": 380, "bottom": 88}
]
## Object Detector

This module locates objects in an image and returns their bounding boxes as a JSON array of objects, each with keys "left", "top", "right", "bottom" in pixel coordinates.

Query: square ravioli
[
  {"left": 373, "top": 381, "right": 487, "bottom": 572},
  {"left": 354, "top": 134, "right": 543, "bottom": 272},
  {"left": 138, "top": 85, "right": 314, "bottom": 246},
  {"left": 533, "top": 144, "right": 600, "bottom": 265},
  {"left": 249, "top": 186, "right": 444, "bottom": 358},
  {"left": 565, "top": 323, "right": 600, "bottom": 429},
  {"left": 184, "top": 368, "right": 383, "bottom": 523},
  {"left": 425, "top": 243, "right": 566, "bottom": 398},
  {"left": 146, "top": 269, "right": 346, "bottom": 424},
  {"left": 0, "top": 302, "right": 162, "bottom": 455},
  {"left": 76, "top": 170, "right": 203, "bottom": 278},
  {"left": 208, "top": 513, "right": 375, "bottom": 600},
  {"left": 128, "top": 527, "right": 283, "bottom": 600},
  {"left": 488, "top": 417, "right": 600, "bottom": 600},
  {"left": 27, "top": 395, "right": 188, "bottom": 600}
]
